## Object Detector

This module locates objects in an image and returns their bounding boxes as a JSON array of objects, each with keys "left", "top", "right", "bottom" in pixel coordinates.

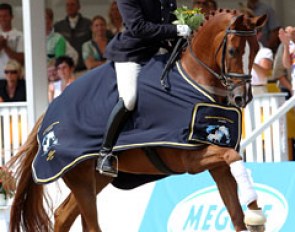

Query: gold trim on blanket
[{"left": 176, "top": 61, "right": 216, "bottom": 102}]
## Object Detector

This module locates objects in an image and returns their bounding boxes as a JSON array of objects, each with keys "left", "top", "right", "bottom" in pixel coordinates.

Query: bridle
[{"left": 188, "top": 18, "right": 257, "bottom": 92}]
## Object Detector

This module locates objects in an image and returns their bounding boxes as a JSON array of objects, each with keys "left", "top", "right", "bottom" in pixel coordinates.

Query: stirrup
[{"left": 96, "top": 152, "right": 118, "bottom": 177}]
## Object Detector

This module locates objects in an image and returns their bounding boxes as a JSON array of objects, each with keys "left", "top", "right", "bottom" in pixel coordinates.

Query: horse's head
[{"left": 182, "top": 9, "right": 267, "bottom": 108}]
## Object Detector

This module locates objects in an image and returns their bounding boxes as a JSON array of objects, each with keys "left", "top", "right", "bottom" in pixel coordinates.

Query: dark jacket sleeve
[{"left": 117, "top": 0, "right": 177, "bottom": 40}]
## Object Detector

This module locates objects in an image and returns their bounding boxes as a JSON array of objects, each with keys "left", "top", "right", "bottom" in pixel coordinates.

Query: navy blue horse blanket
[{"left": 32, "top": 55, "right": 242, "bottom": 184}]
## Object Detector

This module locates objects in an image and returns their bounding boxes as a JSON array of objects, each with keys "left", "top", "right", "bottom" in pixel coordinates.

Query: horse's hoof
[
  {"left": 246, "top": 225, "right": 265, "bottom": 232},
  {"left": 244, "top": 209, "right": 266, "bottom": 225}
]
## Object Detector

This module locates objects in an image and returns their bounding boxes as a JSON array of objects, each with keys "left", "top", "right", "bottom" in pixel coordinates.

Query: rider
[{"left": 97, "top": 0, "right": 192, "bottom": 177}]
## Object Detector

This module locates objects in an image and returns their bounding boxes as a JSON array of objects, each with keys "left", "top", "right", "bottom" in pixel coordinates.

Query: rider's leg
[{"left": 97, "top": 62, "right": 141, "bottom": 177}]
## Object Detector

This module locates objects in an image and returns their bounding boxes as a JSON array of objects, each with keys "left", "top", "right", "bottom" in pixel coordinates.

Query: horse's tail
[{"left": 7, "top": 114, "right": 52, "bottom": 232}]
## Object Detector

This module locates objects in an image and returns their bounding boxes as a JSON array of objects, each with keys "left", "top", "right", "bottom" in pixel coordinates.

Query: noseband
[{"left": 188, "top": 20, "right": 257, "bottom": 91}]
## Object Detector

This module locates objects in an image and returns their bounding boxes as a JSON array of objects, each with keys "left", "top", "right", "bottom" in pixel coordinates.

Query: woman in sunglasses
[{"left": 0, "top": 59, "right": 26, "bottom": 102}]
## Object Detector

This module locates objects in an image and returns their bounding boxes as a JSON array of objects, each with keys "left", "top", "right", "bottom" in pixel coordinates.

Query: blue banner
[{"left": 139, "top": 162, "right": 295, "bottom": 232}]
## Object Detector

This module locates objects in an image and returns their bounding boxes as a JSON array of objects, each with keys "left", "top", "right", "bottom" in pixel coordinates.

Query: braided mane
[{"left": 195, "top": 9, "right": 242, "bottom": 33}]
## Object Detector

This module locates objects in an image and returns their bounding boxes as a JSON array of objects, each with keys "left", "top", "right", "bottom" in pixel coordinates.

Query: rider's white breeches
[
  {"left": 230, "top": 160, "right": 258, "bottom": 206},
  {"left": 115, "top": 62, "right": 141, "bottom": 111}
]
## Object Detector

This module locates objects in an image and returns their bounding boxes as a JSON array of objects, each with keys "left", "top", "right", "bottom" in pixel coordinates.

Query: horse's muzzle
[{"left": 228, "top": 83, "right": 252, "bottom": 108}]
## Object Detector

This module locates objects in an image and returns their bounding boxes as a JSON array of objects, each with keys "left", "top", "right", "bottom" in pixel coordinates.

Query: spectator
[
  {"left": 279, "top": 26, "right": 295, "bottom": 93},
  {"left": 0, "top": 3, "right": 24, "bottom": 80},
  {"left": 48, "top": 56, "right": 76, "bottom": 102},
  {"left": 192, "top": 0, "right": 217, "bottom": 15},
  {"left": 0, "top": 59, "right": 25, "bottom": 102},
  {"left": 107, "top": 1, "right": 123, "bottom": 38},
  {"left": 251, "top": 30, "right": 274, "bottom": 95},
  {"left": 46, "top": 8, "right": 78, "bottom": 67},
  {"left": 275, "top": 26, "right": 295, "bottom": 160},
  {"left": 54, "top": 0, "right": 91, "bottom": 73},
  {"left": 46, "top": 8, "right": 66, "bottom": 62},
  {"left": 82, "top": 15, "right": 109, "bottom": 70},
  {"left": 47, "top": 59, "right": 59, "bottom": 82},
  {"left": 273, "top": 42, "right": 292, "bottom": 98},
  {"left": 247, "top": 0, "right": 281, "bottom": 53}
]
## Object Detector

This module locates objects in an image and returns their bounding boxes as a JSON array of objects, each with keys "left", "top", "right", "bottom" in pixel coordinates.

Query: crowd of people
[{"left": 0, "top": 0, "right": 123, "bottom": 103}]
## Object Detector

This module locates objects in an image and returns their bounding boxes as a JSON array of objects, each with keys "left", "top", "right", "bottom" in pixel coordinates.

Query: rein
[{"left": 188, "top": 22, "right": 257, "bottom": 91}]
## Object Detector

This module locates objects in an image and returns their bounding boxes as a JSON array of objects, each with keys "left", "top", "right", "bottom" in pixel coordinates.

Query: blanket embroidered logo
[
  {"left": 41, "top": 123, "right": 59, "bottom": 161},
  {"left": 206, "top": 125, "right": 231, "bottom": 145},
  {"left": 188, "top": 102, "right": 241, "bottom": 150}
]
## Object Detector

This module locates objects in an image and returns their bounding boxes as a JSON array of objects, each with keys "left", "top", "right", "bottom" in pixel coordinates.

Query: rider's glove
[{"left": 176, "top": 25, "right": 192, "bottom": 37}]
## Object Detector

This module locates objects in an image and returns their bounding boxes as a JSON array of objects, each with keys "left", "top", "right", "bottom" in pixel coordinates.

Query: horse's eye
[{"left": 228, "top": 47, "right": 236, "bottom": 57}]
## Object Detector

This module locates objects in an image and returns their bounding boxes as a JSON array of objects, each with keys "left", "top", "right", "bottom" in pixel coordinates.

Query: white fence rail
[
  {"left": 241, "top": 93, "right": 294, "bottom": 162},
  {"left": 0, "top": 102, "right": 28, "bottom": 166}
]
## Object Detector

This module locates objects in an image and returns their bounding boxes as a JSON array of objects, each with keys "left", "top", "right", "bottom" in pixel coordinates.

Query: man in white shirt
[{"left": 0, "top": 3, "right": 24, "bottom": 79}]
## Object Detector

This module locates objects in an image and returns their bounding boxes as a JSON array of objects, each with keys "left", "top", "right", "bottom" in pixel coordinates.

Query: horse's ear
[
  {"left": 252, "top": 14, "right": 268, "bottom": 29},
  {"left": 232, "top": 14, "right": 244, "bottom": 28}
]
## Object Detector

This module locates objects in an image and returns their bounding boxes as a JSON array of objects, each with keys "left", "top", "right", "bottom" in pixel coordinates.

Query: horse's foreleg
[
  {"left": 62, "top": 159, "right": 101, "bottom": 232},
  {"left": 221, "top": 149, "right": 266, "bottom": 231},
  {"left": 209, "top": 165, "right": 247, "bottom": 232}
]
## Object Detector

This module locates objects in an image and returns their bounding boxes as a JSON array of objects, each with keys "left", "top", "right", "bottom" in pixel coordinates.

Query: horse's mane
[{"left": 195, "top": 9, "right": 252, "bottom": 33}]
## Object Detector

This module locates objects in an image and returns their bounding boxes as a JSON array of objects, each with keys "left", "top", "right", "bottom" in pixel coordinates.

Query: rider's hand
[{"left": 176, "top": 25, "right": 192, "bottom": 37}]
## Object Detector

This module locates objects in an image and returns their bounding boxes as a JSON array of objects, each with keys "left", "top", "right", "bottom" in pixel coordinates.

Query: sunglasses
[{"left": 4, "top": 70, "right": 18, "bottom": 74}]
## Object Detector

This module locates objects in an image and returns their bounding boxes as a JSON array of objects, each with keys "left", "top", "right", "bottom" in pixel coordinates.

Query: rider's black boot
[{"left": 96, "top": 98, "right": 130, "bottom": 177}]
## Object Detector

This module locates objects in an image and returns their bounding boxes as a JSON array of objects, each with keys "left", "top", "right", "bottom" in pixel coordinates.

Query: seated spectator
[
  {"left": 82, "top": 15, "right": 109, "bottom": 70},
  {"left": 251, "top": 30, "right": 274, "bottom": 95},
  {"left": 247, "top": 0, "right": 281, "bottom": 53},
  {"left": 107, "top": 1, "right": 123, "bottom": 38},
  {"left": 46, "top": 8, "right": 78, "bottom": 67},
  {"left": 48, "top": 56, "right": 76, "bottom": 102},
  {"left": 0, "top": 3, "right": 24, "bottom": 80},
  {"left": 192, "top": 0, "right": 217, "bottom": 15},
  {"left": 279, "top": 26, "right": 295, "bottom": 93},
  {"left": 46, "top": 8, "right": 66, "bottom": 61},
  {"left": 0, "top": 60, "right": 26, "bottom": 102},
  {"left": 276, "top": 26, "right": 295, "bottom": 160},
  {"left": 47, "top": 59, "right": 59, "bottom": 82},
  {"left": 54, "top": 0, "right": 91, "bottom": 73},
  {"left": 273, "top": 42, "right": 292, "bottom": 98}
]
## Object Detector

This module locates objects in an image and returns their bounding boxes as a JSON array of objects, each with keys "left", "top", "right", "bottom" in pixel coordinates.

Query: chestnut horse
[{"left": 9, "top": 10, "right": 267, "bottom": 232}]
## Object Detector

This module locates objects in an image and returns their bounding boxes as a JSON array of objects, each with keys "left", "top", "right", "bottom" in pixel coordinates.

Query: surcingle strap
[{"left": 142, "top": 147, "right": 182, "bottom": 175}]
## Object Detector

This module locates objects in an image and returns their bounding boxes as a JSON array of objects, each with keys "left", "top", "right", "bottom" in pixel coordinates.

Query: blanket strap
[{"left": 142, "top": 147, "right": 182, "bottom": 175}]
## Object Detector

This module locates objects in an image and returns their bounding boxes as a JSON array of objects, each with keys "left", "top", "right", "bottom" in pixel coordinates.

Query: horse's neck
[
  {"left": 180, "top": 16, "right": 231, "bottom": 97},
  {"left": 180, "top": 45, "right": 225, "bottom": 93}
]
